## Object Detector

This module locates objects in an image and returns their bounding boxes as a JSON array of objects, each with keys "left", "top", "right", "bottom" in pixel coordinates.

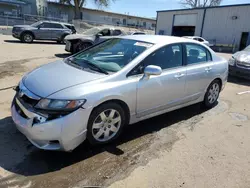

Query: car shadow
[
  {"left": 54, "top": 53, "right": 71, "bottom": 58},
  {"left": 4, "top": 40, "right": 63, "bottom": 45},
  {"left": 228, "top": 75, "right": 250, "bottom": 87},
  {"left": 0, "top": 103, "right": 208, "bottom": 177}
]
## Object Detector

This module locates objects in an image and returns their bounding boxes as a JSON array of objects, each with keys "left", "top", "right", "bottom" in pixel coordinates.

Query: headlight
[
  {"left": 35, "top": 99, "right": 86, "bottom": 111},
  {"left": 228, "top": 57, "right": 236, "bottom": 66}
]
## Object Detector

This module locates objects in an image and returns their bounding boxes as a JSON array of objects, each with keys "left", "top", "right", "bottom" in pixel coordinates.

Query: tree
[
  {"left": 179, "top": 0, "right": 223, "bottom": 8},
  {"left": 59, "top": 0, "right": 114, "bottom": 19}
]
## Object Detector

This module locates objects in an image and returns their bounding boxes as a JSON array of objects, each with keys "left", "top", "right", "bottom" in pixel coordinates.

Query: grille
[
  {"left": 236, "top": 61, "right": 250, "bottom": 69},
  {"left": 15, "top": 85, "right": 39, "bottom": 107},
  {"left": 20, "top": 94, "right": 39, "bottom": 106},
  {"left": 14, "top": 100, "right": 28, "bottom": 119}
]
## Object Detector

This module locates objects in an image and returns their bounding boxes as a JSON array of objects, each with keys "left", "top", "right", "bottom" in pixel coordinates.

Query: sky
[{"left": 85, "top": 0, "right": 250, "bottom": 18}]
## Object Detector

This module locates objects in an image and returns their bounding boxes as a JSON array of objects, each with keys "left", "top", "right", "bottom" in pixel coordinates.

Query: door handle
[
  {"left": 205, "top": 67, "right": 212, "bottom": 72},
  {"left": 174, "top": 73, "right": 185, "bottom": 79}
]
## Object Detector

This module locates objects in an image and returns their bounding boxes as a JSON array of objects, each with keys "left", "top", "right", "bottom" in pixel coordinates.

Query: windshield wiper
[
  {"left": 83, "top": 61, "right": 109, "bottom": 75},
  {"left": 66, "top": 58, "right": 84, "bottom": 70}
]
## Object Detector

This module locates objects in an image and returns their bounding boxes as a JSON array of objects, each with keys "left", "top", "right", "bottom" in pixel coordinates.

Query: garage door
[{"left": 174, "top": 14, "right": 197, "bottom": 26}]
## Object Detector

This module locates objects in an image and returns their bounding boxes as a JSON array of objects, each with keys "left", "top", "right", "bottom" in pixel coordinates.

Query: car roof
[
  {"left": 41, "top": 20, "right": 73, "bottom": 26},
  {"left": 118, "top": 35, "right": 195, "bottom": 44}
]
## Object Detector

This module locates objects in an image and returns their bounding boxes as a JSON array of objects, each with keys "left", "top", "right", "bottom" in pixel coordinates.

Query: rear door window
[
  {"left": 49, "top": 23, "right": 64, "bottom": 29},
  {"left": 113, "top": 29, "right": 122, "bottom": 36},
  {"left": 185, "top": 43, "right": 212, "bottom": 65}
]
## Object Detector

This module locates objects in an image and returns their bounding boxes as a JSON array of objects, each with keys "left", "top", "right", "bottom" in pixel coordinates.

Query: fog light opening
[{"left": 49, "top": 140, "right": 59, "bottom": 145}]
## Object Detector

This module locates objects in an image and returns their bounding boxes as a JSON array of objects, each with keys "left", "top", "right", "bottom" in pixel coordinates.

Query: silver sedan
[{"left": 11, "top": 35, "right": 228, "bottom": 151}]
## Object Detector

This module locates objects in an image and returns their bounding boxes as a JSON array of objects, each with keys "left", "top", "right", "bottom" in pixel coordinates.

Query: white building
[
  {"left": 47, "top": 2, "right": 156, "bottom": 30},
  {"left": 156, "top": 4, "right": 250, "bottom": 52}
]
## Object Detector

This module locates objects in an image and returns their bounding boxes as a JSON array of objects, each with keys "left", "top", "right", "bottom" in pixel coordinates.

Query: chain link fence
[
  {"left": 0, "top": 14, "right": 155, "bottom": 35},
  {"left": 0, "top": 14, "right": 66, "bottom": 35},
  {"left": 72, "top": 19, "right": 155, "bottom": 35}
]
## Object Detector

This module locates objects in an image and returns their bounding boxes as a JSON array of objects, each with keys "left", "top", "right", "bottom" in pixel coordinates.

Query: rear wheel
[
  {"left": 203, "top": 80, "right": 221, "bottom": 108},
  {"left": 87, "top": 102, "right": 126, "bottom": 145},
  {"left": 21, "top": 32, "right": 34, "bottom": 43}
]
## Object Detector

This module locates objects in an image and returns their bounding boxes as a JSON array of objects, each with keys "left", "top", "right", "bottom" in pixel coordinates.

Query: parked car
[
  {"left": 183, "top": 36, "right": 212, "bottom": 47},
  {"left": 11, "top": 35, "right": 228, "bottom": 151},
  {"left": 128, "top": 31, "right": 146, "bottom": 35},
  {"left": 12, "top": 20, "right": 75, "bottom": 43},
  {"left": 64, "top": 27, "right": 126, "bottom": 54},
  {"left": 228, "top": 45, "right": 250, "bottom": 79}
]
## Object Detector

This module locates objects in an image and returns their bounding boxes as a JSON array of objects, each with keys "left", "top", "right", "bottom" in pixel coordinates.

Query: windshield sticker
[{"left": 134, "top": 42, "right": 153, "bottom": 48}]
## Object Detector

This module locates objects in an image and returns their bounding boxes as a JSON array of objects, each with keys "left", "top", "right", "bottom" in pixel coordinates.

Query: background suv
[{"left": 12, "top": 21, "right": 75, "bottom": 43}]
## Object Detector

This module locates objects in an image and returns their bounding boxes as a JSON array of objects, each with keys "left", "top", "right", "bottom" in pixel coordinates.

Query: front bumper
[
  {"left": 12, "top": 32, "right": 20, "bottom": 39},
  {"left": 229, "top": 65, "right": 250, "bottom": 80},
  {"left": 11, "top": 97, "right": 92, "bottom": 151}
]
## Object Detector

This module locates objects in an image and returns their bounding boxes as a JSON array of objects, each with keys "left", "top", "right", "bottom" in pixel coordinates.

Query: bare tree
[
  {"left": 179, "top": 0, "right": 223, "bottom": 8},
  {"left": 59, "top": 0, "right": 114, "bottom": 19}
]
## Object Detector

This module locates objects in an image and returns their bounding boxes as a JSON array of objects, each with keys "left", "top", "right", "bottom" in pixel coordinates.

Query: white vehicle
[{"left": 183, "top": 36, "right": 212, "bottom": 47}]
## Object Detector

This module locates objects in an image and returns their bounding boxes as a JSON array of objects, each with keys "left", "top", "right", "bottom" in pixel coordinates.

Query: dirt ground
[{"left": 0, "top": 34, "right": 249, "bottom": 188}]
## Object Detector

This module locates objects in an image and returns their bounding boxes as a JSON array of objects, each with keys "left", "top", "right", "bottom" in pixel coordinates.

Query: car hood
[
  {"left": 65, "top": 34, "right": 95, "bottom": 41},
  {"left": 22, "top": 60, "right": 107, "bottom": 98},
  {"left": 13, "top": 25, "right": 34, "bottom": 28},
  {"left": 233, "top": 51, "right": 250, "bottom": 63}
]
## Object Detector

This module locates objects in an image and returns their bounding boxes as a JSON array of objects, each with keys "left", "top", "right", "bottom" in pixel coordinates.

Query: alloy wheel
[
  {"left": 24, "top": 34, "right": 33, "bottom": 43},
  {"left": 92, "top": 109, "right": 121, "bottom": 142},
  {"left": 207, "top": 82, "right": 220, "bottom": 104}
]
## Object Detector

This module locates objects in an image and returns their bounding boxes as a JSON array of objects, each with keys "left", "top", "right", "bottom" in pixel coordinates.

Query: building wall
[
  {"left": 0, "top": 3, "right": 31, "bottom": 17},
  {"left": 24, "top": 0, "right": 48, "bottom": 16},
  {"left": 47, "top": 2, "right": 156, "bottom": 29},
  {"left": 81, "top": 9, "right": 155, "bottom": 29},
  {"left": 48, "top": 3, "right": 74, "bottom": 21},
  {"left": 156, "top": 9, "right": 204, "bottom": 36},
  {"left": 202, "top": 6, "right": 250, "bottom": 48},
  {"left": 156, "top": 5, "right": 250, "bottom": 50}
]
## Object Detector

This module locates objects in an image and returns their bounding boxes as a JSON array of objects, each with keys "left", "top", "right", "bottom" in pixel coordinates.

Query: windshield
[
  {"left": 83, "top": 27, "right": 101, "bottom": 35},
  {"left": 31, "top": 21, "right": 42, "bottom": 27},
  {"left": 67, "top": 38, "right": 153, "bottom": 73},
  {"left": 243, "top": 45, "right": 250, "bottom": 52}
]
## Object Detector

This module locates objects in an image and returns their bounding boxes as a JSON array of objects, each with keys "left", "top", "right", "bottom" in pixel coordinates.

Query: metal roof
[
  {"left": 0, "top": 0, "right": 27, "bottom": 5},
  {"left": 157, "top": 3, "right": 250, "bottom": 13}
]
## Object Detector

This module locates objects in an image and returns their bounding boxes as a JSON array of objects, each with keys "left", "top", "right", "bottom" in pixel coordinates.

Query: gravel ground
[{"left": 0, "top": 35, "right": 249, "bottom": 188}]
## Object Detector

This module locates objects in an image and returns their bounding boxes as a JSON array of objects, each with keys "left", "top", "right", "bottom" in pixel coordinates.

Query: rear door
[
  {"left": 184, "top": 43, "right": 214, "bottom": 102},
  {"left": 49, "top": 23, "right": 65, "bottom": 40}
]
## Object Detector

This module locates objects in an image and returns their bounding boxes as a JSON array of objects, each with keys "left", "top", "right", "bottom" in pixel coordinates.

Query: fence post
[{"left": 6, "top": 17, "right": 8, "bottom": 29}]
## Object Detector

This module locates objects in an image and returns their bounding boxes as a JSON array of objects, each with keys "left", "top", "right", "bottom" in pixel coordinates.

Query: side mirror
[
  {"left": 37, "top": 25, "right": 41, "bottom": 29},
  {"left": 96, "top": 33, "right": 103, "bottom": 37},
  {"left": 143, "top": 65, "right": 162, "bottom": 78}
]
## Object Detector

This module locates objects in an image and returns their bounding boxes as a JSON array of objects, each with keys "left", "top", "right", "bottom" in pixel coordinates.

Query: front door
[
  {"left": 184, "top": 43, "right": 215, "bottom": 102},
  {"left": 35, "top": 22, "right": 51, "bottom": 39},
  {"left": 135, "top": 44, "right": 186, "bottom": 117}
]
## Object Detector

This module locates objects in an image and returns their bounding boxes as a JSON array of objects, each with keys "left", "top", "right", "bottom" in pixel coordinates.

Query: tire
[
  {"left": 73, "top": 41, "right": 92, "bottom": 54},
  {"left": 203, "top": 79, "right": 221, "bottom": 108},
  {"left": 87, "top": 102, "right": 126, "bottom": 145},
  {"left": 21, "top": 32, "right": 34, "bottom": 43},
  {"left": 57, "top": 34, "right": 68, "bottom": 44}
]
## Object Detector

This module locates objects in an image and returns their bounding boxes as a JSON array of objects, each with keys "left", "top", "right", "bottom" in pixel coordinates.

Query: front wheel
[
  {"left": 73, "top": 41, "right": 91, "bottom": 53},
  {"left": 203, "top": 80, "right": 221, "bottom": 108},
  {"left": 21, "top": 33, "right": 34, "bottom": 43},
  {"left": 87, "top": 102, "right": 126, "bottom": 145},
  {"left": 57, "top": 34, "right": 68, "bottom": 44}
]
